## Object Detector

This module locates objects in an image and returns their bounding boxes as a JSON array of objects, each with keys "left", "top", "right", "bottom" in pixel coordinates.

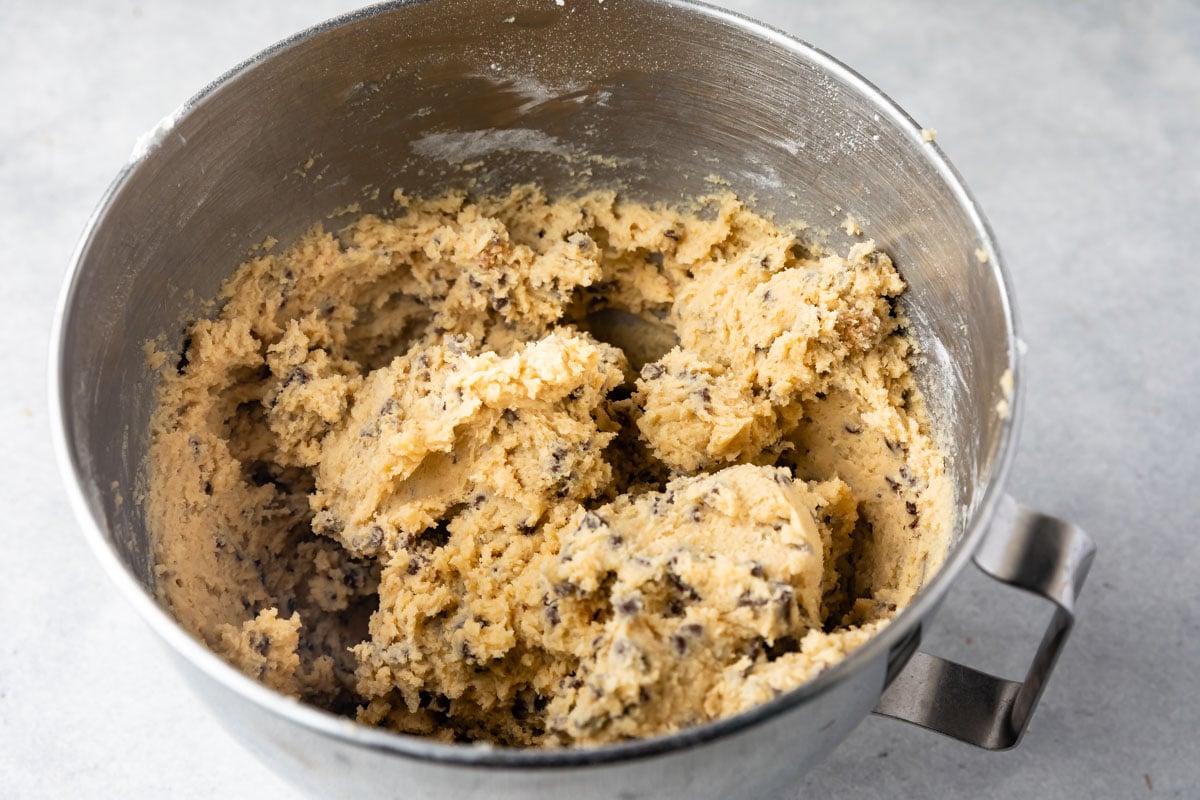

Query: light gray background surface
[{"left": 2, "top": 0, "right": 1196, "bottom": 797}]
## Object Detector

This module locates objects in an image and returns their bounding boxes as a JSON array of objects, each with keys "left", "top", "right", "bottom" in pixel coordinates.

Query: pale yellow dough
[{"left": 148, "top": 186, "right": 952, "bottom": 746}]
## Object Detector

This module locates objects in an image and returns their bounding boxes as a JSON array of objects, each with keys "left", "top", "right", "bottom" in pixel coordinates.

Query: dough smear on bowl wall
[{"left": 147, "top": 185, "right": 952, "bottom": 746}]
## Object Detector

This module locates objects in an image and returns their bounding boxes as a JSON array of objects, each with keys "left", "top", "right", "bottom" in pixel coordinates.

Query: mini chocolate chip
[
  {"left": 203, "top": 481, "right": 212, "bottom": 495},
  {"left": 502, "top": 408, "right": 519, "bottom": 424},
  {"left": 545, "top": 603, "right": 561, "bottom": 626},
  {"left": 640, "top": 362, "right": 665, "bottom": 381},
  {"left": 695, "top": 387, "right": 711, "bottom": 404},
  {"left": 738, "top": 590, "right": 768, "bottom": 608},
  {"left": 815, "top": 392, "right": 827, "bottom": 400},
  {"left": 844, "top": 423, "right": 862, "bottom": 434},
  {"left": 580, "top": 511, "right": 603, "bottom": 530},
  {"left": 906, "top": 501, "right": 918, "bottom": 515},
  {"left": 670, "top": 635, "right": 688, "bottom": 655},
  {"left": 615, "top": 597, "right": 642, "bottom": 616},
  {"left": 665, "top": 598, "right": 686, "bottom": 617},
  {"left": 773, "top": 470, "right": 792, "bottom": 486},
  {"left": 666, "top": 571, "right": 701, "bottom": 602},
  {"left": 608, "top": 533, "right": 624, "bottom": 548},
  {"left": 681, "top": 623, "right": 703, "bottom": 637},
  {"left": 511, "top": 697, "right": 528, "bottom": 720},
  {"left": 249, "top": 631, "right": 271, "bottom": 656},
  {"left": 284, "top": 366, "right": 310, "bottom": 387},
  {"left": 750, "top": 563, "right": 765, "bottom": 578},
  {"left": 885, "top": 476, "right": 901, "bottom": 493},
  {"left": 553, "top": 580, "right": 580, "bottom": 598},
  {"left": 380, "top": 398, "right": 397, "bottom": 416},
  {"left": 175, "top": 336, "right": 192, "bottom": 374},
  {"left": 688, "top": 505, "right": 703, "bottom": 523},
  {"left": 491, "top": 295, "right": 509, "bottom": 312},
  {"left": 366, "top": 525, "right": 384, "bottom": 549},
  {"left": 663, "top": 229, "right": 680, "bottom": 241}
]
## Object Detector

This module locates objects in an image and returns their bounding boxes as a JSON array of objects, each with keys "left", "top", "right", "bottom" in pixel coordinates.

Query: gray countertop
[{"left": 2, "top": 1, "right": 1196, "bottom": 797}]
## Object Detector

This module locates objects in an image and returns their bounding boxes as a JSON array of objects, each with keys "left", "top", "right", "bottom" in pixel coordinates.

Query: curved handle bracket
[{"left": 872, "top": 495, "right": 1096, "bottom": 750}]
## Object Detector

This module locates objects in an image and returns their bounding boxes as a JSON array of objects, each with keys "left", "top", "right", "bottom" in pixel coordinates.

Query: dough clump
[{"left": 148, "top": 187, "right": 951, "bottom": 746}]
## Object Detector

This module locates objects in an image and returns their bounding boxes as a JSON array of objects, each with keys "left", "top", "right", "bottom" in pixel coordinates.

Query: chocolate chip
[
  {"left": 737, "top": 590, "right": 768, "bottom": 608},
  {"left": 608, "top": 533, "right": 624, "bottom": 548},
  {"left": 545, "top": 603, "right": 561, "bottom": 626},
  {"left": 666, "top": 571, "right": 701, "bottom": 602},
  {"left": 773, "top": 470, "right": 793, "bottom": 487},
  {"left": 502, "top": 408, "right": 519, "bottom": 424},
  {"left": 365, "top": 525, "right": 384, "bottom": 549},
  {"left": 906, "top": 501, "right": 918, "bottom": 516},
  {"left": 491, "top": 295, "right": 509, "bottom": 312},
  {"left": 844, "top": 423, "right": 862, "bottom": 434},
  {"left": 553, "top": 580, "right": 580, "bottom": 598},
  {"left": 688, "top": 505, "right": 703, "bottom": 523},
  {"left": 885, "top": 476, "right": 901, "bottom": 493},
  {"left": 175, "top": 336, "right": 192, "bottom": 374},
  {"left": 670, "top": 634, "right": 688, "bottom": 655},
  {"left": 580, "top": 511, "right": 603, "bottom": 530},
  {"left": 615, "top": 596, "right": 642, "bottom": 616},
  {"left": 511, "top": 697, "right": 529, "bottom": 720},
  {"left": 663, "top": 229, "right": 680, "bottom": 241},
  {"left": 814, "top": 392, "right": 827, "bottom": 400},
  {"left": 695, "top": 387, "right": 711, "bottom": 404},
  {"left": 640, "top": 362, "right": 665, "bottom": 381},
  {"left": 248, "top": 631, "right": 271, "bottom": 656},
  {"left": 749, "top": 562, "right": 765, "bottom": 578}
]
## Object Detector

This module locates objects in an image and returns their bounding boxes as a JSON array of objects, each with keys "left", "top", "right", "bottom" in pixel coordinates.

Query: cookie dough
[{"left": 147, "top": 186, "right": 952, "bottom": 746}]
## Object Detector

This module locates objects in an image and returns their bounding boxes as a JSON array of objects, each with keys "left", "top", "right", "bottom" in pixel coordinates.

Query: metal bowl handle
[{"left": 872, "top": 495, "right": 1097, "bottom": 750}]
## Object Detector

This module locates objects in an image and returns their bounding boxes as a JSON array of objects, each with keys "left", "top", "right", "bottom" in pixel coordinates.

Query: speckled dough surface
[{"left": 147, "top": 187, "right": 952, "bottom": 747}]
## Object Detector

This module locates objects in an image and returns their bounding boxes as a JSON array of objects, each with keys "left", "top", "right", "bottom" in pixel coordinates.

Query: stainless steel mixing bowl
[{"left": 49, "top": 1, "right": 1096, "bottom": 797}]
